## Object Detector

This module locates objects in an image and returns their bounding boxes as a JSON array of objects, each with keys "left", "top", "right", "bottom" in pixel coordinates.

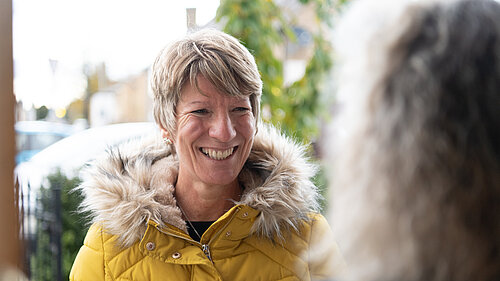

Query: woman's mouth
[{"left": 200, "top": 146, "right": 237, "bottom": 160}]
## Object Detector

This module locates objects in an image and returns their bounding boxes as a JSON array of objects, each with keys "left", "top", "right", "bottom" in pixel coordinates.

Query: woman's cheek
[{"left": 241, "top": 114, "right": 256, "bottom": 135}]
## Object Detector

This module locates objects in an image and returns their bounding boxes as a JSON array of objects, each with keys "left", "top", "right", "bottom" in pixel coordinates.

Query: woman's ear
[
  {"left": 161, "top": 128, "right": 173, "bottom": 145},
  {"left": 161, "top": 128, "right": 169, "bottom": 139}
]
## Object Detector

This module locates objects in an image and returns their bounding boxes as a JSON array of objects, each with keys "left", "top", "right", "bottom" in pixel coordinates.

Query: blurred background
[{"left": 9, "top": 0, "right": 348, "bottom": 280}]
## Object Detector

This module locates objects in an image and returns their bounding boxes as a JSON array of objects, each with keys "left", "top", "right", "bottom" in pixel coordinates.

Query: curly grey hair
[
  {"left": 327, "top": 0, "right": 500, "bottom": 280},
  {"left": 151, "top": 29, "right": 262, "bottom": 136}
]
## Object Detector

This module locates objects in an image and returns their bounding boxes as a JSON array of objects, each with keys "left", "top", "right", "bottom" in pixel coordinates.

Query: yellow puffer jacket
[{"left": 70, "top": 124, "right": 344, "bottom": 281}]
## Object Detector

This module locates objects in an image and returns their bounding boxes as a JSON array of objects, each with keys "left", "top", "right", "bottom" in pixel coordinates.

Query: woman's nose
[{"left": 208, "top": 113, "right": 236, "bottom": 142}]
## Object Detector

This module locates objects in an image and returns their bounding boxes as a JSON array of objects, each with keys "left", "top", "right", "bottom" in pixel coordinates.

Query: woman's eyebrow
[{"left": 184, "top": 100, "right": 209, "bottom": 106}]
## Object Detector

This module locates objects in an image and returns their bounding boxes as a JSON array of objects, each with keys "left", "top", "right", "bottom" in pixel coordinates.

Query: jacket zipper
[
  {"left": 203, "top": 209, "right": 240, "bottom": 261},
  {"left": 202, "top": 244, "right": 212, "bottom": 261},
  {"left": 156, "top": 208, "right": 240, "bottom": 263},
  {"left": 156, "top": 226, "right": 215, "bottom": 261}
]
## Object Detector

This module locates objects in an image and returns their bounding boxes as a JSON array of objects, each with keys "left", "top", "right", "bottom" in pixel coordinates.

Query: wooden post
[{"left": 0, "top": 0, "right": 20, "bottom": 273}]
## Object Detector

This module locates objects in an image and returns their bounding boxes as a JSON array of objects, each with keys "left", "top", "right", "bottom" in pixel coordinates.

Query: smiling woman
[
  {"left": 69, "top": 29, "right": 344, "bottom": 281},
  {"left": 171, "top": 76, "right": 255, "bottom": 193}
]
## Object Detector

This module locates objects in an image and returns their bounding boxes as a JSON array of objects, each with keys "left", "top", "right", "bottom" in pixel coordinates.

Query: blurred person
[
  {"left": 327, "top": 0, "right": 500, "bottom": 280},
  {"left": 70, "top": 29, "right": 342, "bottom": 281}
]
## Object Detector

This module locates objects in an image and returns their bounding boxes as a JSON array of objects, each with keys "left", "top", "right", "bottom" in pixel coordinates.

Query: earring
[{"left": 163, "top": 138, "right": 172, "bottom": 145}]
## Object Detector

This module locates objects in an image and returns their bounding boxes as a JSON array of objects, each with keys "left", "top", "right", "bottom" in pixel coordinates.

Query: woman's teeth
[{"left": 201, "top": 147, "right": 234, "bottom": 160}]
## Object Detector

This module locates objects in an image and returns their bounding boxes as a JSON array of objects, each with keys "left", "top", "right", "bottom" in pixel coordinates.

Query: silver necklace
[{"left": 177, "top": 203, "right": 202, "bottom": 241}]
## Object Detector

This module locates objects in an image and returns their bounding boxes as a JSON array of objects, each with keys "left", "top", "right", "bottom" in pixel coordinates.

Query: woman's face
[{"left": 170, "top": 75, "right": 255, "bottom": 187}]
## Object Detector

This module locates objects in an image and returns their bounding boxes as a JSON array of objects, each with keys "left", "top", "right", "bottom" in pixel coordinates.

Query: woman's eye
[
  {"left": 191, "top": 109, "right": 209, "bottom": 115},
  {"left": 233, "top": 107, "right": 250, "bottom": 112}
]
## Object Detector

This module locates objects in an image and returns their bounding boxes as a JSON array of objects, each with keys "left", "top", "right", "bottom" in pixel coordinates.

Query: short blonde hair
[{"left": 151, "top": 29, "right": 262, "bottom": 135}]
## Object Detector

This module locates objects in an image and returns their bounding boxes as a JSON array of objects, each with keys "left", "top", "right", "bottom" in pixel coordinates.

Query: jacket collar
[{"left": 78, "top": 123, "right": 320, "bottom": 247}]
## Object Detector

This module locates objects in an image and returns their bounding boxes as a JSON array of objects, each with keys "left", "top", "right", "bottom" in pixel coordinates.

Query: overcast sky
[{"left": 13, "top": 0, "right": 220, "bottom": 109}]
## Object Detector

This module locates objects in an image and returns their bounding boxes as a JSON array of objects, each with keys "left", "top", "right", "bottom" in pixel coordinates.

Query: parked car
[
  {"left": 16, "top": 121, "right": 158, "bottom": 189},
  {"left": 15, "top": 121, "right": 77, "bottom": 164}
]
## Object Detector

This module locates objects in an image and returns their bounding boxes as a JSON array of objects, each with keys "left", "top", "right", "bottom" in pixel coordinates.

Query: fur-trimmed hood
[{"left": 77, "top": 123, "right": 320, "bottom": 247}]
